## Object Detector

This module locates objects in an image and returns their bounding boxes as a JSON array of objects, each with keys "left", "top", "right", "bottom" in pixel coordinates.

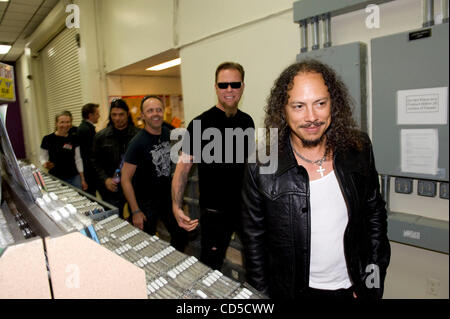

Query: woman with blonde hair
[{"left": 40, "top": 110, "right": 87, "bottom": 190}]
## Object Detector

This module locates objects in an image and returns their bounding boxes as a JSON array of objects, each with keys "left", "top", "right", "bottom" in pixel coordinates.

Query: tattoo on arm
[{"left": 173, "top": 165, "right": 190, "bottom": 209}]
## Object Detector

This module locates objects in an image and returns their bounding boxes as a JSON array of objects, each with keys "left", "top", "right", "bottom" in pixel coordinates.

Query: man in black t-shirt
[
  {"left": 121, "top": 95, "right": 187, "bottom": 252},
  {"left": 172, "top": 62, "right": 255, "bottom": 270}
]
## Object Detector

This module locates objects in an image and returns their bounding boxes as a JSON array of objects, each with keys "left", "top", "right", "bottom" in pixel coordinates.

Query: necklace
[{"left": 290, "top": 139, "right": 328, "bottom": 177}]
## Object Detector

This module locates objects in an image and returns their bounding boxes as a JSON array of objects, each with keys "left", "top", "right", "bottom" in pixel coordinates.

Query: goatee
[{"left": 300, "top": 134, "right": 325, "bottom": 148}]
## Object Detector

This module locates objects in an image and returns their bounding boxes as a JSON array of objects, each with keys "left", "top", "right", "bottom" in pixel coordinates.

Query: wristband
[{"left": 132, "top": 209, "right": 141, "bottom": 215}]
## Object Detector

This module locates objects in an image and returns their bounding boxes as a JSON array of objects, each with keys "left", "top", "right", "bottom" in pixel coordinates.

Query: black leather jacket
[
  {"left": 92, "top": 124, "right": 140, "bottom": 193},
  {"left": 241, "top": 133, "right": 390, "bottom": 299}
]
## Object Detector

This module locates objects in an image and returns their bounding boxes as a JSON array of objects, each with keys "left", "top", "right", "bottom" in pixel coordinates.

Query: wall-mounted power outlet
[
  {"left": 395, "top": 177, "right": 413, "bottom": 194},
  {"left": 417, "top": 180, "right": 437, "bottom": 197},
  {"left": 439, "top": 182, "right": 449, "bottom": 200},
  {"left": 426, "top": 277, "right": 440, "bottom": 296}
]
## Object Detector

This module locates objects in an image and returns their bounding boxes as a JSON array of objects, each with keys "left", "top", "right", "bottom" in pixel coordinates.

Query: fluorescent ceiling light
[
  {"left": 146, "top": 58, "right": 181, "bottom": 71},
  {"left": 0, "top": 45, "right": 12, "bottom": 54},
  {"left": 0, "top": 0, "right": 10, "bottom": 2}
]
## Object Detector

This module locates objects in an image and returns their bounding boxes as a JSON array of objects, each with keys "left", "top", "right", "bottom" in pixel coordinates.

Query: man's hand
[
  {"left": 105, "top": 177, "right": 118, "bottom": 192},
  {"left": 173, "top": 206, "right": 198, "bottom": 231},
  {"left": 81, "top": 179, "right": 88, "bottom": 191},
  {"left": 43, "top": 161, "right": 55, "bottom": 170},
  {"left": 132, "top": 211, "right": 147, "bottom": 230}
]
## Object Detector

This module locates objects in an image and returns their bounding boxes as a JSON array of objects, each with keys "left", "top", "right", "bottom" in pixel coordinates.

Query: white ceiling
[
  {"left": 0, "top": 0, "right": 180, "bottom": 77},
  {"left": 108, "top": 48, "right": 181, "bottom": 77},
  {"left": 0, "top": 0, "right": 59, "bottom": 62}
]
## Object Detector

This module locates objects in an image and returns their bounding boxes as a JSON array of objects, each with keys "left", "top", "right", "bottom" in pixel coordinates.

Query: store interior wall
[
  {"left": 13, "top": 0, "right": 449, "bottom": 298},
  {"left": 97, "top": 0, "right": 174, "bottom": 74}
]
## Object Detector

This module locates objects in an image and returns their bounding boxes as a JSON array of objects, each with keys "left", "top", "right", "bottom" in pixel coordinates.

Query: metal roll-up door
[{"left": 41, "top": 27, "right": 82, "bottom": 131}]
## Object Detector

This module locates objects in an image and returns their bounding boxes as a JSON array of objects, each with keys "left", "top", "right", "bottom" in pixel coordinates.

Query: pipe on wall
[
  {"left": 423, "top": 0, "right": 435, "bottom": 27},
  {"left": 311, "top": 16, "right": 320, "bottom": 50},
  {"left": 299, "top": 19, "right": 308, "bottom": 53},
  {"left": 322, "top": 13, "right": 332, "bottom": 48},
  {"left": 442, "top": 0, "right": 449, "bottom": 23}
]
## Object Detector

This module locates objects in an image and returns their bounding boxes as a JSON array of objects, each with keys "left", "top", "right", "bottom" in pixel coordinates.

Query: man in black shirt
[
  {"left": 77, "top": 103, "right": 100, "bottom": 196},
  {"left": 92, "top": 99, "right": 140, "bottom": 219},
  {"left": 172, "top": 62, "right": 255, "bottom": 269},
  {"left": 121, "top": 95, "right": 187, "bottom": 251}
]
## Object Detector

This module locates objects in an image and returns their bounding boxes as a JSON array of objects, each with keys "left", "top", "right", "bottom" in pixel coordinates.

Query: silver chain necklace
[{"left": 290, "top": 139, "right": 328, "bottom": 177}]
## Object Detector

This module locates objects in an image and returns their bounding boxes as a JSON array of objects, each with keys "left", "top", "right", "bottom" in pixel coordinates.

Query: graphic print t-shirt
[
  {"left": 124, "top": 127, "right": 172, "bottom": 207},
  {"left": 41, "top": 133, "right": 79, "bottom": 179}
]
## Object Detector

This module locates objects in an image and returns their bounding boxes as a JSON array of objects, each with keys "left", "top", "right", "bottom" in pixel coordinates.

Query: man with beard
[
  {"left": 172, "top": 62, "right": 255, "bottom": 269},
  {"left": 121, "top": 95, "right": 187, "bottom": 252},
  {"left": 92, "top": 99, "right": 140, "bottom": 219},
  {"left": 241, "top": 60, "right": 390, "bottom": 300}
]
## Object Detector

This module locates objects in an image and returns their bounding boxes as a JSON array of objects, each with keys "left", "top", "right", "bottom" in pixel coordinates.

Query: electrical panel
[{"left": 371, "top": 24, "right": 449, "bottom": 182}]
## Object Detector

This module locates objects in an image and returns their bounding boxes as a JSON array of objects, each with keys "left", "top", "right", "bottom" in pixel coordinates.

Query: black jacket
[
  {"left": 241, "top": 133, "right": 390, "bottom": 299},
  {"left": 92, "top": 124, "right": 140, "bottom": 195},
  {"left": 77, "top": 120, "right": 96, "bottom": 182}
]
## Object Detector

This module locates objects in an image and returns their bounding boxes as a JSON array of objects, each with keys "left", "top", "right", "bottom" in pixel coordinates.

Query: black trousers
[
  {"left": 84, "top": 176, "right": 97, "bottom": 197},
  {"left": 199, "top": 207, "right": 239, "bottom": 270},
  {"left": 301, "top": 286, "right": 356, "bottom": 300},
  {"left": 140, "top": 201, "right": 188, "bottom": 252}
]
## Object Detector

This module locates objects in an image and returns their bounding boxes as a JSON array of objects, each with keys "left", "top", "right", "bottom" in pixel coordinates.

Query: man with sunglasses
[{"left": 172, "top": 62, "right": 255, "bottom": 270}]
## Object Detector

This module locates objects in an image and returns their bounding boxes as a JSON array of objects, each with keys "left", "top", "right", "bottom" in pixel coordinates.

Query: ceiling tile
[
  {"left": 3, "top": 11, "right": 33, "bottom": 21},
  {"left": 0, "top": 25, "right": 23, "bottom": 32},
  {"left": 0, "top": 31, "right": 17, "bottom": 42},
  {"left": 8, "top": 2, "right": 40, "bottom": 14},
  {"left": 13, "top": 0, "right": 43, "bottom": 6},
  {"left": 0, "top": 0, "right": 59, "bottom": 62},
  {"left": 1, "top": 17, "right": 28, "bottom": 26}
]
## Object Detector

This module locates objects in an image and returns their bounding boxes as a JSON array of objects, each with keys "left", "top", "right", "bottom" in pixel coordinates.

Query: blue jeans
[{"left": 63, "top": 175, "right": 82, "bottom": 190}]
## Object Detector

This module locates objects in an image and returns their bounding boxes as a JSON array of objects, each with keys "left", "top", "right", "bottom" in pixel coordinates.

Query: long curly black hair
[{"left": 264, "top": 59, "right": 363, "bottom": 153}]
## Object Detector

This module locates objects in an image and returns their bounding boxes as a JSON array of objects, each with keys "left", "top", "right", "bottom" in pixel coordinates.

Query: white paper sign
[
  {"left": 401, "top": 129, "right": 439, "bottom": 175},
  {"left": 397, "top": 87, "right": 448, "bottom": 125}
]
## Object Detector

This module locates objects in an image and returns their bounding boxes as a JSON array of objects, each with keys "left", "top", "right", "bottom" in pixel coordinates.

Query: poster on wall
[{"left": 0, "top": 62, "right": 15, "bottom": 103}]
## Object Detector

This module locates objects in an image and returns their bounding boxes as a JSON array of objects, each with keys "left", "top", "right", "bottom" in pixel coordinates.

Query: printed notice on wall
[
  {"left": 397, "top": 87, "right": 448, "bottom": 125},
  {"left": 401, "top": 129, "right": 439, "bottom": 175}
]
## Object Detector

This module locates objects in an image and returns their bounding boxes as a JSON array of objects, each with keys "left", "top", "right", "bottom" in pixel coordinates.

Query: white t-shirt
[{"left": 308, "top": 170, "right": 352, "bottom": 290}]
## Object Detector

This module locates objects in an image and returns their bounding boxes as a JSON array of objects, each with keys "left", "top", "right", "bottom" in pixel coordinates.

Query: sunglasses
[{"left": 217, "top": 82, "right": 242, "bottom": 89}]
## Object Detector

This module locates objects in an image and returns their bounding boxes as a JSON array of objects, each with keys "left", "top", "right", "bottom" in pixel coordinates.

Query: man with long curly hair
[{"left": 241, "top": 59, "right": 390, "bottom": 299}]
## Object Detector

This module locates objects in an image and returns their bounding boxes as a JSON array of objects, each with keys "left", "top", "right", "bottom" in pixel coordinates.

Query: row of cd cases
[{"left": 0, "top": 124, "right": 264, "bottom": 299}]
